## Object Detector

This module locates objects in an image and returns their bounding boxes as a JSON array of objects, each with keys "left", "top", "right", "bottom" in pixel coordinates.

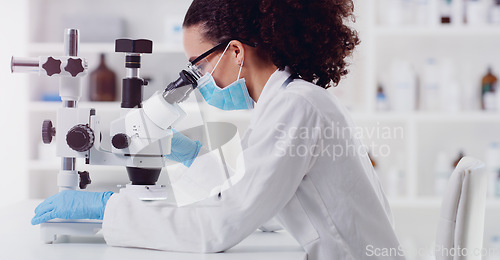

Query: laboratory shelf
[
  {"left": 373, "top": 26, "right": 500, "bottom": 37},
  {"left": 27, "top": 43, "right": 184, "bottom": 54},
  {"left": 351, "top": 112, "right": 500, "bottom": 123},
  {"left": 412, "top": 113, "right": 500, "bottom": 122}
]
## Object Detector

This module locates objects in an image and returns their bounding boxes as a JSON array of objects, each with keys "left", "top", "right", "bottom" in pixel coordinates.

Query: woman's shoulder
[
  {"left": 281, "top": 79, "right": 352, "bottom": 124},
  {"left": 284, "top": 79, "right": 339, "bottom": 110}
]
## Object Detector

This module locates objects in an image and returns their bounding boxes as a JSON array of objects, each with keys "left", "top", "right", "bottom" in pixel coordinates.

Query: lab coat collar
[
  {"left": 255, "top": 67, "right": 293, "bottom": 108},
  {"left": 249, "top": 67, "right": 292, "bottom": 127}
]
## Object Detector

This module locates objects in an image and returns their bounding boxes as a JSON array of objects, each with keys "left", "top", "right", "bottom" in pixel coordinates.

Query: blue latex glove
[
  {"left": 164, "top": 129, "right": 202, "bottom": 167},
  {"left": 31, "top": 190, "right": 113, "bottom": 225}
]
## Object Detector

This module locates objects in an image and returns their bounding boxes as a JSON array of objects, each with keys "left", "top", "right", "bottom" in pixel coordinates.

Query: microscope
[{"left": 11, "top": 29, "right": 202, "bottom": 243}]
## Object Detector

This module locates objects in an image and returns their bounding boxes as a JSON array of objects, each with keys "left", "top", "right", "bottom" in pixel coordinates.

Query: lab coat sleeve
[{"left": 102, "top": 92, "right": 323, "bottom": 253}]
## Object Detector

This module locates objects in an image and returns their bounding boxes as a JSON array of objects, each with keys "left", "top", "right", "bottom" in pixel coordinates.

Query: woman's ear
[{"left": 230, "top": 40, "right": 245, "bottom": 66}]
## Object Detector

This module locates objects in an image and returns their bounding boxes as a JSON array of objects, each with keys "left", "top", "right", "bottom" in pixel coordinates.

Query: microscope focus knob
[
  {"left": 66, "top": 124, "right": 95, "bottom": 152},
  {"left": 112, "top": 133, "right": 130, "bottom": 149},
  {"left": 42, "top": 120, "right": 56, "bottom": 144},
  {"left": 78, "top": 171, "right": 91, "bottom": 189}
]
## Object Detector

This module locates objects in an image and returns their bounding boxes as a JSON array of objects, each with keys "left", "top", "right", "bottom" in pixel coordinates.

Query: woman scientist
[{"left": 32, "top": 0, "right": 404, "bottom": 259}]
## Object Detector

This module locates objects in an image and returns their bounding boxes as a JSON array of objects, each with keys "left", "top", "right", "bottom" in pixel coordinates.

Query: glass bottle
[
  {"left": 481, "top": 67, "right": 498, "bottom": 111},
  {"left": 89, "top": 53, "right": 117, "bottom": 101}
]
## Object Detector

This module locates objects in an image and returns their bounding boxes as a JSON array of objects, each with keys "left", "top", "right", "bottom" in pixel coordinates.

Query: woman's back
[{"left": 252, "top": 73, "right": 404, "bottom": 259}]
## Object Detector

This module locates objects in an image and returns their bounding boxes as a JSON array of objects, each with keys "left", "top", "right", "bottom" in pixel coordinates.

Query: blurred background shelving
[
  {"left": 363, "top": 0, "right": 500, "bottom": 258},
  {"left": 7, "top": 0, "right": 500, "bottom": 259}
]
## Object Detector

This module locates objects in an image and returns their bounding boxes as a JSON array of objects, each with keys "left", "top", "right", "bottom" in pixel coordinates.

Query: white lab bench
[{"left": 0, "top": 200, "right": 306, "bottom": 260}]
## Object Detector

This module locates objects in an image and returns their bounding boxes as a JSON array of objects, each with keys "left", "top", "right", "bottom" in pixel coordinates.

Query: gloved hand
[
  {"left": 164, "top": 129, "right": 202, "bottom": 167},
  {"left": 31, "top": 190, "right": 113, "bottom": 225}
]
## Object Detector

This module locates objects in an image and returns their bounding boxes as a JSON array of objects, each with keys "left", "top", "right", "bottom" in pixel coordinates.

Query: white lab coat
[{"left": 103, "top": 68, "right": 405, "bottom": 259}]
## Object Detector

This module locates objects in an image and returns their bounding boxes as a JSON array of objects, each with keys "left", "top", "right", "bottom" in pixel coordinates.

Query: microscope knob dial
[
  {"left": 42, "top": 120, "right": 56, "bottom": 144},
  {"left": 66, "top": 124, "right": 95, "bottom": 152},
  {"left": 42, "top": 57, "right": 62, "bottom": 76},
  {"left": 64, "top": 58, "right": 85, "bottom": 77},
  {"left": 112, "top": 133, "right": 130, "bottom": 149}
]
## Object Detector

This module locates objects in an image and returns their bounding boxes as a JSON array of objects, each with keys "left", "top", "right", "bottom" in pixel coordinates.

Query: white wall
[{"left": 0, "top": 1, "right": 28, "bottom": 208}]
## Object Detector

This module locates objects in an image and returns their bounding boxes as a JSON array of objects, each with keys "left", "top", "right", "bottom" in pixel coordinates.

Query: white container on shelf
[
  {"left": 415, "top": 0, "right": 431, "bottom": 26},
  {"left": 420, "top": 58, "right": 441, "bottom": 111},
  {"left": 461, "top": 63, "right": 481, "bottom": 111},
  {"left": 466, "top": 0, "right": 489, "bottom": 25},
  {"left": 389, "top": 60, "right": 417, "bottom": 112},
  {"left": 439, "top": 59, "right": 461, "bottom": 112}
]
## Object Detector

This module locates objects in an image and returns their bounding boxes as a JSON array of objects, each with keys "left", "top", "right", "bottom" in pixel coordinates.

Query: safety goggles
[{"left": 188, "top": 39, "right": 257, "bottom": 77}]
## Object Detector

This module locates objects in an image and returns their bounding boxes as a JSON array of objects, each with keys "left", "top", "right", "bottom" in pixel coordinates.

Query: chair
[{"left": 435, "top": 156, "right": 487, "bottom": 260}]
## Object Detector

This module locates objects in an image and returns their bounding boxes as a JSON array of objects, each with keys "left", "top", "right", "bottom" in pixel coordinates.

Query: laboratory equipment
[{"left": 11, "top": 29, "right": 201, "bottom": 243}]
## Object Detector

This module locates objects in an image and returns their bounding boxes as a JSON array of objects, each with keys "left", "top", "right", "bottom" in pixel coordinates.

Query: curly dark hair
[{"left": 183, "top": 0, "right": 360, "bottom": 89}]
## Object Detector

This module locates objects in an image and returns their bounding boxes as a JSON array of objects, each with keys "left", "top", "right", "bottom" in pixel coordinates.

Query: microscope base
[
  {"left": 40, "top": 220, "right": 103, "bottom": 244},
  {"left": 39, "top": 185, "right": 174, "bottom": 243}
]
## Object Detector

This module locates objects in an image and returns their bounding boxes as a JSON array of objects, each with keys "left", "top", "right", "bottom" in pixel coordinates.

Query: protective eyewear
[{"left": 188, "top": 39, "right": 257, "bottom": 77}]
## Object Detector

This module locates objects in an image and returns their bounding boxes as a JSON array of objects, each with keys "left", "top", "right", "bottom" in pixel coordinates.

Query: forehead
[{"left": 183, "top": 25, "right": 216, "bottom": 58}]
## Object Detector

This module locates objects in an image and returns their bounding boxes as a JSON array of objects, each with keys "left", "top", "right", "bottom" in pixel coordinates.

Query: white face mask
[{"left": 196, "top": 42, "right": 255, "bottom": 110}]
